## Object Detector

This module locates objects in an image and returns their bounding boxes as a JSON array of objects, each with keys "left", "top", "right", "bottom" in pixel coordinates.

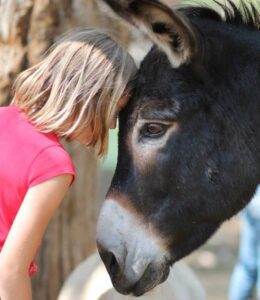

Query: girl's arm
[{"left": 0, "top": 174, "right": 73, "bottom": 300}]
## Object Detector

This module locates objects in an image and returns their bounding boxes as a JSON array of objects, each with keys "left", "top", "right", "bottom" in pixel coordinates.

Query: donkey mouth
[
  {"left": 133, "top": 266, "right": 170, "bottom": 297},
  {"left": 111, "top": 263, "right": 170, "bottom": 296},
  {"left": 97, "top": 198, "right": 172, "bottom": 296}
]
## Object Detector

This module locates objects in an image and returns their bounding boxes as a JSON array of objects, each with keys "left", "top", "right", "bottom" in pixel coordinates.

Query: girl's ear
[{"left": 103, "top": 0, "right": 198, "bottom": 68}]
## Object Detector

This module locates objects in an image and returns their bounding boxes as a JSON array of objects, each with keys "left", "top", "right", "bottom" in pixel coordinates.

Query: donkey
[{"left": 96, "top": 0, "right": 260, "bottom": 296}]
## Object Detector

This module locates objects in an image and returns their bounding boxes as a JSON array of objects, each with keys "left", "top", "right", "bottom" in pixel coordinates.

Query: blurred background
[{"left": 0, "top": 0, "right": 248, "bottom": 299}]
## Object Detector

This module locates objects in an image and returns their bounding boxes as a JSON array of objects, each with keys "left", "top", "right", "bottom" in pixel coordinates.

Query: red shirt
[{"left": 0, "top": 105, "right": 75, "bottom": 276}]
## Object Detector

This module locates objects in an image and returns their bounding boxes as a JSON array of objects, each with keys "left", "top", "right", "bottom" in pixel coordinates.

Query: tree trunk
[
  {"left": 0, "top": 1, "right": 129, "bottom": 299},
  {"left": 0, "top": 0, "right": 33, "bottom": 105}
]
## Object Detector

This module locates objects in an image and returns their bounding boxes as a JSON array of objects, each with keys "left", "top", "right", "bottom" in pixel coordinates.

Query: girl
[{"left": 0, "top": 28, "right": 137, "bottom": 300}]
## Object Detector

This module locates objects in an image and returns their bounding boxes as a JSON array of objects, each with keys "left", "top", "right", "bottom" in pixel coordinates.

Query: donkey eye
[{"left": 141, "top": 123, "right": 167, "bottom": 138}]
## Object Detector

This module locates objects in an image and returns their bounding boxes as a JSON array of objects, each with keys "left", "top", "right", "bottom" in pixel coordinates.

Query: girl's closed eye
[{"left": 109, "top": 95, "right": 129, "bottom": 129}]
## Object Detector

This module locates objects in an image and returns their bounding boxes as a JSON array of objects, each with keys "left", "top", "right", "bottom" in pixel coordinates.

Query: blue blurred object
[{"left": 229, "top": 185, "right": 260, "bottom": 300}]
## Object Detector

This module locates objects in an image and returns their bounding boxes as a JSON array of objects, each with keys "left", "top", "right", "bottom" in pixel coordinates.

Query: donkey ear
[{"left": 103, "top": 0, "right": 198, "bottom": 68}]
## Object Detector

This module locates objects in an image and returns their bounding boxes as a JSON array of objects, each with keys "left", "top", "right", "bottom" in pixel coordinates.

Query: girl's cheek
[{"left": 109, "top": 118, "right": 117, "bottom": 129}]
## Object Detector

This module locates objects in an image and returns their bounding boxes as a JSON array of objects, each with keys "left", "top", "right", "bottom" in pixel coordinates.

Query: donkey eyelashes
[
  {"left": 136, "top": 119, "right": 178, "bottom": 145},
  {"left": 141, "top": 123, "right": 169, "bottom": 139}
]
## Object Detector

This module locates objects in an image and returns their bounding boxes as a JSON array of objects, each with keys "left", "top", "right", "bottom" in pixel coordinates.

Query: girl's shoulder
[
  {"left": 0, "top": 104, "right": 17, "bottom": 118},
  {"left": 1, "top": 104, "right": 60, "bottom": 148},
  {"left": 0, "top": 104, "right": 69, "bottom": 166},
  {"left": 0, "top": 105, "right": 31, "bottom": 130}
]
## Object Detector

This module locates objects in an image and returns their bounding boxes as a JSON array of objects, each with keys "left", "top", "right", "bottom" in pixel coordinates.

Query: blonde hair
[{"left": 12, "top": 28, "right": 137, "bottom": 156}]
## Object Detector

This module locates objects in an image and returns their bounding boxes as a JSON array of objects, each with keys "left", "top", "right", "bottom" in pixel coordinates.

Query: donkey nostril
[
  {"left": 109, "top": 252, "right": 119, "bottom": 277},
  {"left": 99, "top": 250, "right": 120, "bottom": 278}
]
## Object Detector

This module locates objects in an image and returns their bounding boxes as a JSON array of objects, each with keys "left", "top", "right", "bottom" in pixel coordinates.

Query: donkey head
[{"left": 97, "top": 0, "right": 260, "bottom": 296}]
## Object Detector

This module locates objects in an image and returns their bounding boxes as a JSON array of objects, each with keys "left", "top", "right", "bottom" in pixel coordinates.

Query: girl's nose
[{"left": 109, "top": 118, "right": 117, "bottom": 129}]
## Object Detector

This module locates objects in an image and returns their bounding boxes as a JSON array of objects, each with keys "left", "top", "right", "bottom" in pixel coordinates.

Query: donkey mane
[{"left": 180, "top": 0, "right": 260, "bottom": 30}]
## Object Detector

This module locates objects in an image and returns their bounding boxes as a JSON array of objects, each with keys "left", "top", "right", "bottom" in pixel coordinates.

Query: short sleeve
[{"left": 28, "top": 146, "right": 76, "bottom": 188}]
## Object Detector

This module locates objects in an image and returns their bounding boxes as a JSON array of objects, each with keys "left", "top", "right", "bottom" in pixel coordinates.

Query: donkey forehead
[
  {"left": 136, "top": 99, "right": 179, "bottom": 121},
  {"left": 135, "top": 50, "right": 202, "bottom": 99},
  {"left": 136, "top": 50, "right": 181, "bottom": 89}
]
